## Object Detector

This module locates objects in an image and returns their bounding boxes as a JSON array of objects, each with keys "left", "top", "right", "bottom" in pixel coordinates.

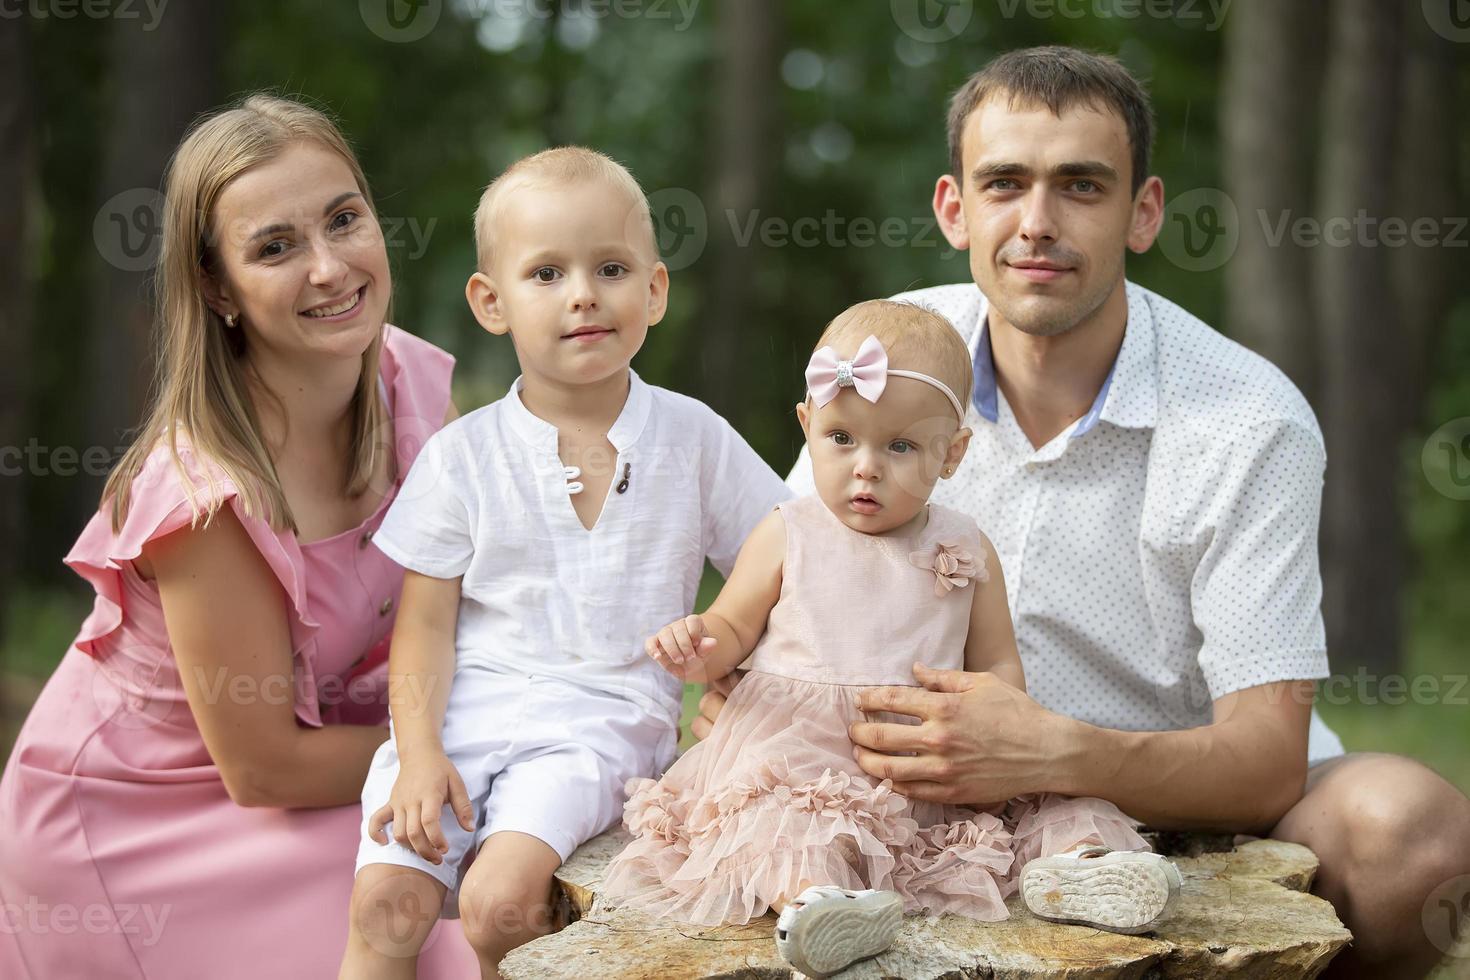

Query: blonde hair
[
  {"left": 812, "top": 299, "right": 974, "bottom": 410},
  {"left": 472, "top": 146, "right": 656, "bottom": 271},
  {"left": 102, "top": 93, "right": 390, "bottom": 533}
]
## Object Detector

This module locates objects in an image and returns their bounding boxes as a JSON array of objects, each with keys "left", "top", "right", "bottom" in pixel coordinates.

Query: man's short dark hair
[{"left": 947, "top": 45, "right": 1155, "bottom": 197}]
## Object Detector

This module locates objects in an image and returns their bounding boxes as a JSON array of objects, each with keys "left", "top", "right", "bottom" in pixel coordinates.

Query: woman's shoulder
[
  {"left": 74, "top": 435, "right": 268, "bottom": 564},
  {"left": 65, "top": 435, "right": 315, "bottom": 659},
  {"left": 380, "top": 324, "right": 456, "bottom": 422}
]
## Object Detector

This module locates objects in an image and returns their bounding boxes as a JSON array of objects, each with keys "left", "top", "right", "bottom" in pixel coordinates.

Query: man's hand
[
  {"left": 690, "top": 671, "right": 743, "bottom": 741},
  {"left": 848, "top": 663, "right": 1075, "bottom": 805}
]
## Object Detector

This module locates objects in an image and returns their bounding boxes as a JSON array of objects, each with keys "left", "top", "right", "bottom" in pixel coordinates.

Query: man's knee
[{"left": 1277, "top": 752, "right": 1470, "bottom": 890}]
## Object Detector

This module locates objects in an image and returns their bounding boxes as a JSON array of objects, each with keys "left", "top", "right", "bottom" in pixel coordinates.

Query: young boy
[{"left": 339, "top": 148, "right": 789, "bottom": 979}]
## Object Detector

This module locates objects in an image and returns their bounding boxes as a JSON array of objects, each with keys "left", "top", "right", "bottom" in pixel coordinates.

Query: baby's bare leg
[
  {"left": 457, "top": 831, "right": 564, "bottom": 980},
  {"left": 340, "top": 864, "right": 449, "bottom": 980},
  {"left": 770, "top": 880, "right": 818, "bottom": 915}
]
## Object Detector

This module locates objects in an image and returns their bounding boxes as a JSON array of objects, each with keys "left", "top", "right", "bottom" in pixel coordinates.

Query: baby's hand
[{"left": 645, "top": 614, "right": 717, "bottom": 676}]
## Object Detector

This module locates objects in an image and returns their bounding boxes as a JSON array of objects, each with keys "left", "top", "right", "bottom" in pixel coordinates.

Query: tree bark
[
  {"left": 84, "top": 4, "right": 222, "bottom": 511},
  {"left": 1221, "top": 0, "right": 1325, "bottom": 407},
  {"left": 1315, "top": 0, "right": 1405, "bottom": 675},
  {"left": 698, "top": 0, "right": 778, "bottom": 424},
  {"left": 1391, "top": 7, "right": 1460, "bottom": 433},
  {"left": 0, "top": 17, "right": 37, "bottom": 686}
]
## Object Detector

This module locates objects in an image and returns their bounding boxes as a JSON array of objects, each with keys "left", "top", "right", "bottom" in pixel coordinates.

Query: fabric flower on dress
[{"left": 909, "top": 540, "right": 984, "bottom": 596}]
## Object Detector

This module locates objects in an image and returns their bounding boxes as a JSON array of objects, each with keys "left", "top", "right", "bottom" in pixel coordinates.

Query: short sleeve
[
  {"left": 700, "top": 410, "right": 792, "bottom": 577},
  {"left": 785, "top": 443, "right": 817, "bottom": 496},
  {"left": 63, "top": 442, "right": 329, "bottom": 728},
  {"left": 1192, "top": 419, "right": 1332, "bottom": 699},
  {"left": 380, "top": 323, "right": 456, "bottom": 468},
  {"left": 373, "top": 425, "right": 477, "bottom": 579}
]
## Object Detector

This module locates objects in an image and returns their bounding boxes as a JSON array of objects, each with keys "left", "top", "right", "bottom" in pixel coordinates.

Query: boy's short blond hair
[
  {"left": 472, "top": 146, "right": 657, "bottom": 271},
  {"left": 812, "top": 299, "right": 973, "bottom": 412}
]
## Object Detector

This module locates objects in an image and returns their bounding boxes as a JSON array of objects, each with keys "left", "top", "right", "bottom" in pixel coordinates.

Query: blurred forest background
[{"left": 1, "top": 0, "right": 1468, "bottom": 799}]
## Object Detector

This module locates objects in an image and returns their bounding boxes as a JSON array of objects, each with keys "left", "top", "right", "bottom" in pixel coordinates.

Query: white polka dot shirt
[{"left": 787, "top": 281, "right": 1344, "bottom": 765}]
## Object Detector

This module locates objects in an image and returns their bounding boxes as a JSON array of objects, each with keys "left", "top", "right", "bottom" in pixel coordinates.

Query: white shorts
[{"left": 354, "top": 666, "right": 677, "bottom": 906}]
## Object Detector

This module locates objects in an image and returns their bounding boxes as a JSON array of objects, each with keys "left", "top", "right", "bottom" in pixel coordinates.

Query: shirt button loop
[
  {"left": 379, "top": 597, "right": 394, "bottom": 617},
  {"left": 359, "top": 529, "right": 374, "bottom": 549}
]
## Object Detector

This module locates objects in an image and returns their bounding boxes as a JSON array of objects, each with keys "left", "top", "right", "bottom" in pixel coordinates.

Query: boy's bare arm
[{"left": 386, "top": 569, "right": 463, "bottom": 760}]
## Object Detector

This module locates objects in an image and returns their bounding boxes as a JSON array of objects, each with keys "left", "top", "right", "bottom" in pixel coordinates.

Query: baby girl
[{"left": 602, "top": 299, "right": 1181, "bottom": 977}]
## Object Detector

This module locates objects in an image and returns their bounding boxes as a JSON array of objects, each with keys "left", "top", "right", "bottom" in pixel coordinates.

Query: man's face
[{"left": 950, "top": 96, "right": 1148, "bottom": 337}]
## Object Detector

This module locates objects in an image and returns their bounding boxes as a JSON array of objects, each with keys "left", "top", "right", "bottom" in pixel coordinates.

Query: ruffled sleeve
[
  {"left": 378, "top": 323, "right": 456, "bottom": 471},
  {"left": 63, "top": 440, "right": 328, "bottom": 728}
]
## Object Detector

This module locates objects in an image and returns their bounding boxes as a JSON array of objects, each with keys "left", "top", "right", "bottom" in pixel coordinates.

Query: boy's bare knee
[
  {"left": 458, "top": 834, "right": 562, "bottom": 950},
  {"left": 349, "top": 865, "right": 446, "bottom": 957}
]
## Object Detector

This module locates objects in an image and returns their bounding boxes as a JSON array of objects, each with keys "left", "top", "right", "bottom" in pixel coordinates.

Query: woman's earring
[{"left": 224, "top": 313, "right": 237, "bottom": 328}]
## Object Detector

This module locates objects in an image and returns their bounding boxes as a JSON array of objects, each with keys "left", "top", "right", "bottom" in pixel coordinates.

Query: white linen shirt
[
  {"left": 374, "top": 369, "right": 792, "bottom": 726},
  {"left": 788, "top": 281, "right": 1344, "bottom": 765}
]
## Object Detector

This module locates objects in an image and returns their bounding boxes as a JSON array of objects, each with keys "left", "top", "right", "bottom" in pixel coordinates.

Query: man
[{"left": 699, "top": 46, "right": 1470, "bottom": 978}]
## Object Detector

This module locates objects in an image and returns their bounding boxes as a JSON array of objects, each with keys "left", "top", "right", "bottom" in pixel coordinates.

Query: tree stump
[{"left": 502, "top": 829, "right": 1350, "bottom": 979}]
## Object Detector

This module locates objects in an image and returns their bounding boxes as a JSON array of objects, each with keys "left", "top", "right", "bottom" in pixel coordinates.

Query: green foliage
[{"left": 8, "top": 2, "right": 1468, "bottom": 793}]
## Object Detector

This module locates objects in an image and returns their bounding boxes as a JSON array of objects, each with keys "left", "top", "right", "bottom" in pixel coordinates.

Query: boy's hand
[
  {"left": 367, "top": 750, "right": 475, "bottom": 865},
  {"left": 645, "top": 614, "right": 717, "bottom": 676}
]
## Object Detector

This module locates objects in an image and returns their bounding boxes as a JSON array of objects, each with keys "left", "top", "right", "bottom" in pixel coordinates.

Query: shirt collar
[
  {"left": 968, "top": 280, "right": 1158, "bottom": 438},
  {"left": 503, "top": 368, "right": 652, "bottom": 451}
]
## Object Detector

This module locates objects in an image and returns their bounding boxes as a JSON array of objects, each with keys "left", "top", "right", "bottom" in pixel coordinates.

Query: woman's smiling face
[{"left": 205, "top": 141, "right": 391, "bottom": 363}]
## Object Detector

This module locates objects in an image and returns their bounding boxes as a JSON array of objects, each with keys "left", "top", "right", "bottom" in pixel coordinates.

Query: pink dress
[
  {"left": 601, "top": 494, "right": 1148, "bottom": 926},
  {"left": 0, "top": 326, "right": 480, "bottom": 979}
]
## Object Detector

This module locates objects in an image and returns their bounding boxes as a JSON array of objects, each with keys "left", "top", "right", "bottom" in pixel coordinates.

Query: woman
[{"left": 0, "top": 95, "right": 479, "bottom": 978}]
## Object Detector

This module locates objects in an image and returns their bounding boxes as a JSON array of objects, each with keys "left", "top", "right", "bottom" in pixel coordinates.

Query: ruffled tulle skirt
[{"left": 600, "top": 671, "right": 1148, "bottom": 926}]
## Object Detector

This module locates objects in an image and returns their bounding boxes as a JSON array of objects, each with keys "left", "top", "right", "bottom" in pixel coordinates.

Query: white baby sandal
[
  {"left": 774, "top": 885, "right": 904, "bottom": 977},
  {"left": 1020, "top": 845, "right": 1183, "bottom": 934}
]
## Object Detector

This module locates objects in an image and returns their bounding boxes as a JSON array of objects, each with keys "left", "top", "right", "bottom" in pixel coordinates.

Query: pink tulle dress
[{"left": 601, "top": 493, "right": 1148, "bottom": 926}]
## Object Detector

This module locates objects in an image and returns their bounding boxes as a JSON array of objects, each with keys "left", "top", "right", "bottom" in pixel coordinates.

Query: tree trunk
[
  {"left": 84, "top": 4, "right": 222, "bottom": 512},
  {"left": 698, "top": 0, "right": 778, "bottom": 424},
  {"left": 1315, "top": 0, "right": 1405, "bottom": 675},
  {"left": 1391, "top": 7, "right": 1460, "bottom": 432},
  {"left": 0, "top": 17, "right": 37, "bottom": 686},
  {"left": 1220, "top": 0, "right": 1324, "bottom": 407}
]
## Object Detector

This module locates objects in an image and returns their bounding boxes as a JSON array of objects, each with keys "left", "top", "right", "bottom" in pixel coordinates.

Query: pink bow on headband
[{"left": 805, "top": 335, "right": 888, "bottom": 408}]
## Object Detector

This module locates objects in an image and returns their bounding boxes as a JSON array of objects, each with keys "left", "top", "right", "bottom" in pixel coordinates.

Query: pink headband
[{"left": 804, "top": 334, "right": 966, "bottom": 421}]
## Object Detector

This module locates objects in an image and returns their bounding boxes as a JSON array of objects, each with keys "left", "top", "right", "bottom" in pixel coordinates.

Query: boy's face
[
  {"left": 796, "top": 378, "right": 970, "bottom": 537},
  {"left": 468, "top": 180, "right": 668, "bottom": 389}
]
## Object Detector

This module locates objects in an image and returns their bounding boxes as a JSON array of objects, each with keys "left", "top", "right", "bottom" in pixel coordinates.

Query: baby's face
[
  {"left": 476, "top": 181, "right": 667, "bottom": 389},
  {"left": 798, "top": 378, "right": 968, "bottom": 536}
]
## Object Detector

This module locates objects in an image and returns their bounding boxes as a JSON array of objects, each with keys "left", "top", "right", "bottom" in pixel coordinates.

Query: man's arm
[
  {"left": 849, "top": 669, "right": 1314, "bottom": 833},
  {"left": 1050, "top": 680, "right": 1314, "bottom": 832}
]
